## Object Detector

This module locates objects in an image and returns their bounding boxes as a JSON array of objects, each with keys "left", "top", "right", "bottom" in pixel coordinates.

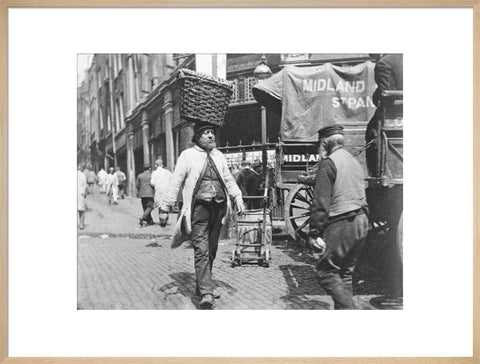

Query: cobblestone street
[{"left": 78, "top": 188, "right": 402, "bottom": 310}]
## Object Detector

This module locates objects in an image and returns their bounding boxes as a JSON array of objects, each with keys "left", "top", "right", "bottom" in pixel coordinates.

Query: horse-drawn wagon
[{"left": 222, "top": 60, "right": 403, "bottom": 267}]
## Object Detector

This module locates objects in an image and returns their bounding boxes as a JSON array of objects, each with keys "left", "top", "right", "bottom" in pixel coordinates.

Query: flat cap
[
  {"left": 191, "top": 121, "right": 218, "bottom": 142},
  {"left": 318, "top": 124, "right": 344, "bottom": 140}
]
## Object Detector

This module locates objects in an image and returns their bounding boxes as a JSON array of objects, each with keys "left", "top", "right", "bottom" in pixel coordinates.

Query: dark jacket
[
  {"left": 309, "top": 148, "right": 368, "bottom": 237},
  {"left": 136, "top": 171, "right": 154, "bottom": 198},
  {"left": 372, "top": 54, "right": 403, "bottom": 106},
  {"left": 236, "top": 168, "right": 262, "bottom": 196}
]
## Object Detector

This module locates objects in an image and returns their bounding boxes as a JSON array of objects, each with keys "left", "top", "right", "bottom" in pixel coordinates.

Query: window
[
  {"left": 238, "top": 78, "right": 245, "bottom": 101},
  {"left": 112, "top": 55, "right": 117, "bottom": 77},
  {"left": 97, "top": 68, "right": 102, "bottom": 89},
  {"left": 245, "top": 76, "right": 256, "bottom": 102},
  {"left": 114, "top": 102, "right": 120, "bottom": 132},
  {"left": 112, "top": 54, "right": 122, "bottom": 78},
  {"left": 133, "top": 55, "right": 140, "bottom": 101},
  {"left": 142, "top": 54, "right": 150, "bottom": 93},
  {"left": 99, "top": 107, "right": 104, "bottom": 130},
  {"left": 230, "top": 79, "right": 238, "bottom": 104},
  {"left": 118, "top": 95, "right": 125, "bottom": 129},
  {"left": 229, "top": 76, "right": 257, "bottom": 105}
]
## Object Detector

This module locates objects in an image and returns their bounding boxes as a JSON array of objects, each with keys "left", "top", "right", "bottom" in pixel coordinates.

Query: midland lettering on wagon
[
  {"left": 284, "top": 154, "right": 320, "bottom": 163},
  {"left": 302, "top": 78, "right": 375, "bottom": 109}
]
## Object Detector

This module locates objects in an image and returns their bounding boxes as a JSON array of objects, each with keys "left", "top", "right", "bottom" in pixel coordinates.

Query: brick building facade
[{"left": 77, "top": 53, "right": 374, "bottom": 195}]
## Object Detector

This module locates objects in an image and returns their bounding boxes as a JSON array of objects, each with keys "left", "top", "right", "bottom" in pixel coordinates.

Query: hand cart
[{"left": 231, "top": 174, "right": 272, "bottom": 268}]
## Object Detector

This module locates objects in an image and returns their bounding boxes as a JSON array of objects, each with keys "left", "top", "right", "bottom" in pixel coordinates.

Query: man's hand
[
  {"left": 308, "top": 236, "right": 326, "bottom": 254},
  {"left": 236, "top": 199, "right": 246, "bottom": 216}
]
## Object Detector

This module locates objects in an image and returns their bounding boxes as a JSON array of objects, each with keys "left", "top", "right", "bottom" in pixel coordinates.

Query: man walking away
[
  {"left": 105, "top": 167, "right": 119, "bottom": 204},
  {"left": 150, "top": 158, "right": 172, "bottom": 227},
  {"left": 83, "top": 166, "right": 91, "bottom": 195},
  {"left": 77, "top": 164, "right": 88, "bottom": 230},
  {"left": 116, "top": 167, "right": 127, "bottom": 199},
  {"left": 159, "top": 122, "right": 245, "bottom": 310},
  {"left": 97, "top": 167, "right": 107, "bottom": 194},
  {"left": 87, "top": 167, "right": 96, "bottom": 194},
  {"left": 136, "top": 164, "right": 155, "bottom": 226},
  {"left": 309, "top": 125, "right": 369, "bottom": 309}
]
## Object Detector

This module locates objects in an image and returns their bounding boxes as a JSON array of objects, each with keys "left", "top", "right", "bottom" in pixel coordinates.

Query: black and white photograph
[
  {"left": 77, "top": 53, "right": 403, "bottom": 310},
  {"left": 4, "top": 3, "right": 477, "bottom": 361}
]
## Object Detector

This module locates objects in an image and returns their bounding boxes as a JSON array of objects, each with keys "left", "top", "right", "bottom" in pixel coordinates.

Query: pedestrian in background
[
  {"left": 87, "top": 167, "right": 97, "bottom": 194},
  {"left": 105, "top": 167, "right": 119, "bottom": 204},
  {"left": 309, "top": 125, "right": 369, "bottom": 310},
  {"left": 236, "top": 161, "right": 262, "bottom": 209},
  {"left": 136, "top": 164, "right": 155, "bottom": 227},
  {"left": 116, "top": 166, "right": 127, "bottom": 199},
  {"left": 159, "top": 122, "right": 245, "bottom": 309},
  {"left": 77, "top": 164, "right": 88, "bottom": 230},
  {"left": 229, "top": 163, "right": 241, "bottom": 180},
  {"left": 97, "top": 167, "right": 107, "bottom": 194},
  {"left": 83, "top": 165, "right": 91, "bottom": 194},
  {"left": 150, "top": 158, "right": 172, "bottom": 227}
]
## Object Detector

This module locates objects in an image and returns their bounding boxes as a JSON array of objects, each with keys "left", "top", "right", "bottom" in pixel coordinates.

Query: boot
[{"left": 199, "top": 294, "right": 214, "bottom": 310}]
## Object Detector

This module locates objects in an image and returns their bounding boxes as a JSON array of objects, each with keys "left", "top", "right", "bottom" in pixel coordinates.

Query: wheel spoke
[
  {"left": 294, "top": 217, "right": 311, "bottom": 233},
  {"left": 294, "top": 192, "right": 310, "bottom": 204},
  {"left": 289, "top": 212, "right": 311, "bottom": 220},
  {"left": 305, "top": 187, "right": 314, "bottom": 200},
  {"left": 290, "top": 203, "right": 310, "bottom": 210}
]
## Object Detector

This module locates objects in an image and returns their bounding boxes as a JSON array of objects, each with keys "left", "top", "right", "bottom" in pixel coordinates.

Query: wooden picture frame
[{"left": 0, "top": 1, "right": 478, "bottom": 363}]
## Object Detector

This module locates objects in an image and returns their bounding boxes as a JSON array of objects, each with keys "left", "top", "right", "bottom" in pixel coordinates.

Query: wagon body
[{"left": 250, "top": 62, "right": 403, "bottom": 266}]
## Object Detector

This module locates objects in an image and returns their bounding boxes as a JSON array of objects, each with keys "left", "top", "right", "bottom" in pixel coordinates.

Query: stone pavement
[
  {"left": 81, "top": 186, "right": 287, "bottom": 238},
  {"left": 78, "top": 187, "right": 402, "bottom": 310},
  {"left": 81, "top": 187, "right": 174, "bottom": 238},
  {"left": 78, "top": 236, "right": 383, "bottom": 310}
]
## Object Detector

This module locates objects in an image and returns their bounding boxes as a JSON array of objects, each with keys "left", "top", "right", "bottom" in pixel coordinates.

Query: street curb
[
  {"left": 78, "top": 231, "right": 294, "bottom": 241},
  {"left": 78, "top": 232, "right": 171, "bottom": 239}
]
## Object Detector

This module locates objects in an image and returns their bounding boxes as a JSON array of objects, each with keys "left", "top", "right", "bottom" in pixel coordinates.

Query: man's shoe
[
  {"left": 199, "top": 294, "right": 214, "bottom": 310},
  {"left": 139, "top": 218, "right": 144, "bottom": 227},
  {"left": 196, "top": 288, "right": 220, "bottom": 299}
]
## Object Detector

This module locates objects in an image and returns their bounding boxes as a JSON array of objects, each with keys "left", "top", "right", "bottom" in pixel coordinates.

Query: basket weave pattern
[{"left": 177, "top": 68, "right": 233, "bottom": 126}]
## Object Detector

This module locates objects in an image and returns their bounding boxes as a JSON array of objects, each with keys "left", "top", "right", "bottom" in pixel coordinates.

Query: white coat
[
  {"left": 160, "top": 145, "right": 243, "bottom": 248},
  {"left": 77, "top": 170, "right": 87, "bottom": 211},
  {"left": 105, "top": 173, "right": 119, "bottom": 201},
  {"left": 97, "top": 169, "right": 107, "bottom": 185},
  {"left": 150, "top": 167, "right": 172, "bottom": 205}
]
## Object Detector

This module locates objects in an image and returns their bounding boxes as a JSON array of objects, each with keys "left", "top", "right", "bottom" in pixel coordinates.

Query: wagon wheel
[{"left": 284, "top": 184, "right": 313, "bottom": 242}]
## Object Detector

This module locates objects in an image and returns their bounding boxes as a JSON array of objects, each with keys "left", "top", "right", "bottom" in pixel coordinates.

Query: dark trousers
[
  {"left": 141, "top": 197, "right": 154, "bottom": 223},
  {"left": 365, "top": 110, "right": 380, "bottom": 177},
  {"left": 118, "top": 182, "right": 125, "bottom": 197},
  {"left": 87, "top": 182, "right": 94, "bottom": 194},
  {"left": 191, "top": 200, "right": 226, "bottom": 296},
  {"left": 317, "top": 213, "right": 369, "bottom": 309}
]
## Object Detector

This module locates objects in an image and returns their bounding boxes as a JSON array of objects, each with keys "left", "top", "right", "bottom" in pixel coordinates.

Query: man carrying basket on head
[{"left": 158, "top": 122, "right": 246, "bottom": 310}]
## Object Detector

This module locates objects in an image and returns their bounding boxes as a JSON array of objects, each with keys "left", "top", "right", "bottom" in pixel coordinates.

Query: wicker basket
[{"left": 177, "top": 68, "right": 233, "bottom": 126}]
